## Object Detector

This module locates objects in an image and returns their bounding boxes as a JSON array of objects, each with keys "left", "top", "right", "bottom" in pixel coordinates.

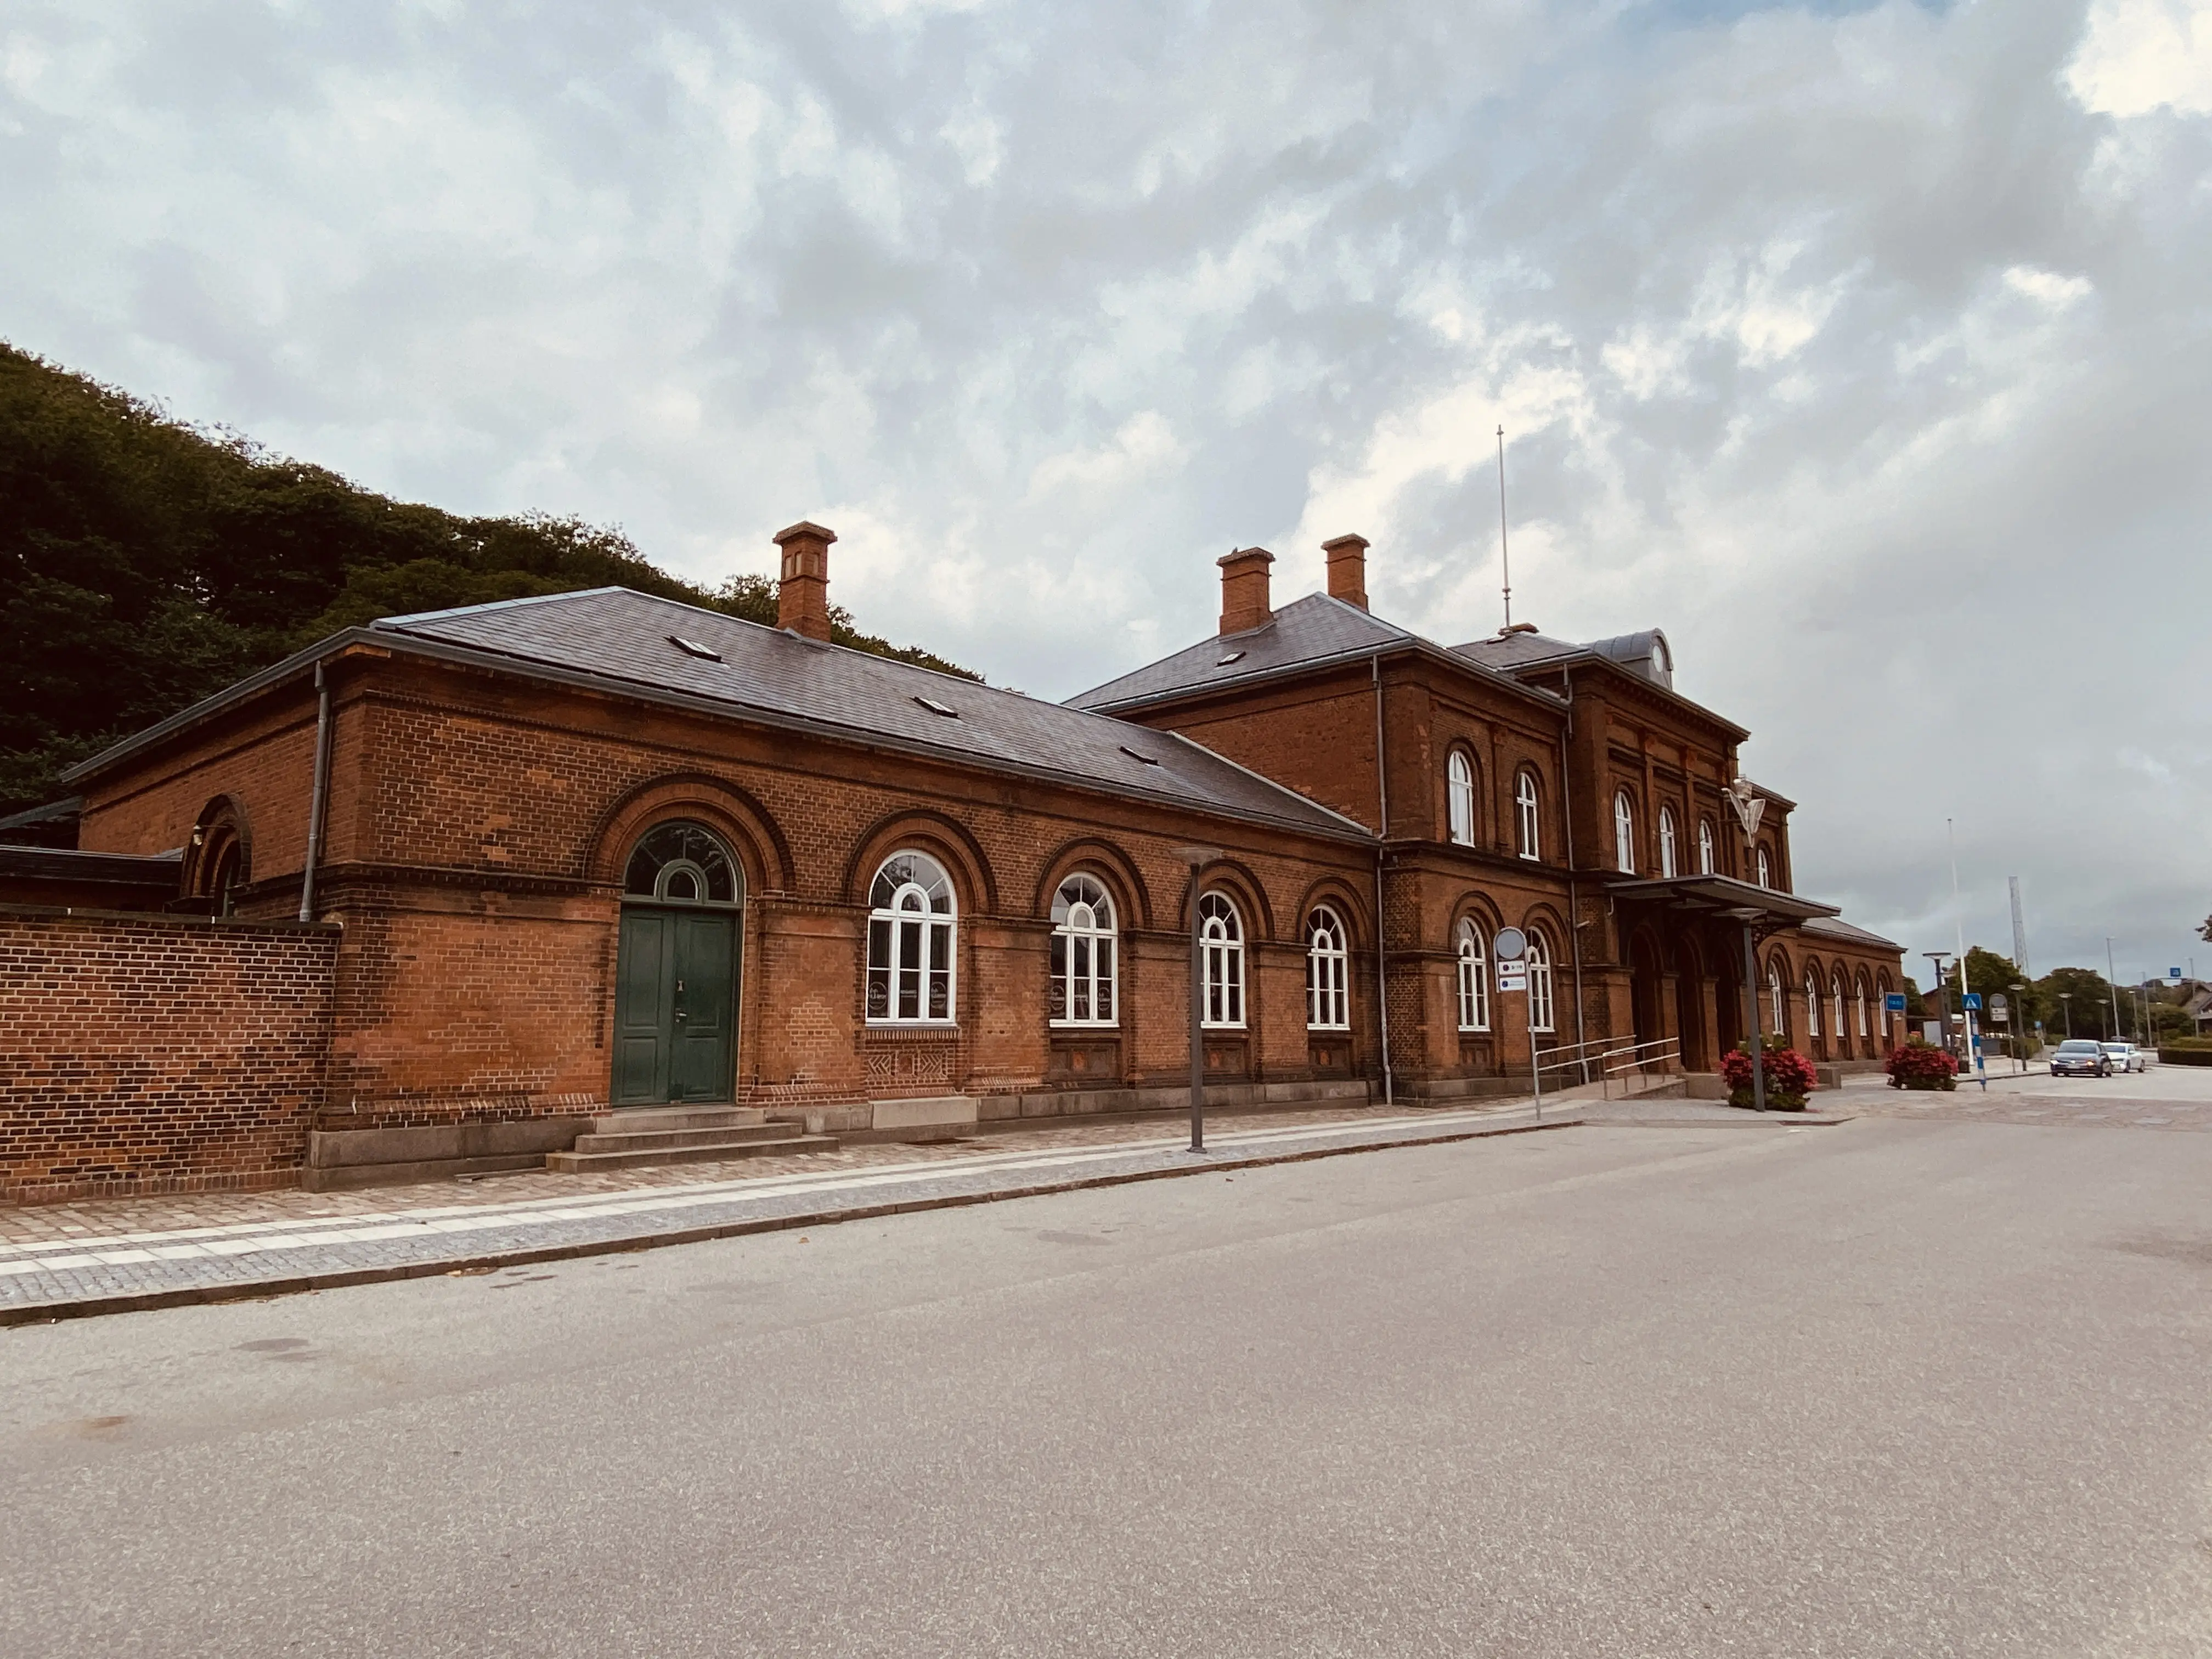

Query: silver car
[{"left": 2100, "top": 1042, "right": 2148, "bottom": 1074}]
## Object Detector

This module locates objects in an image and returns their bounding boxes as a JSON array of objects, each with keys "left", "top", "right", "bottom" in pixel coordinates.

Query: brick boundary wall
[{"left": 0, "top": 907, "right": 338, "bottom": 1205}]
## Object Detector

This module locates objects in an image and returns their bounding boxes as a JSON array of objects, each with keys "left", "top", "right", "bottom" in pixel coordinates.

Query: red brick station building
[{"left": 0, "top": 524, "right": 1904, "bottom": 1201}]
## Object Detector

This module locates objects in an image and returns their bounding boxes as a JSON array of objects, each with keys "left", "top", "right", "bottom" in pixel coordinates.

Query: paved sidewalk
[{"left": 0, "top": 1100, "right": 1579, "bottom": 1324}]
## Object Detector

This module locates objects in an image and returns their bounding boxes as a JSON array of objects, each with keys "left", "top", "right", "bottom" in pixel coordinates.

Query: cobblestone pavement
[{"left": 0, "top": 1099, "right": 1566, "bottom": 1321}]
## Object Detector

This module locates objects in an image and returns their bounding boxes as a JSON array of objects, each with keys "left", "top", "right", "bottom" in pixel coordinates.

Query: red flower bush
[
  {"left": 1885, "top": 1038, "right": 1958, "bottom": 1091},
  {"left": 1722, "top": 1037, "right": 1818, "bottom": 1109}
]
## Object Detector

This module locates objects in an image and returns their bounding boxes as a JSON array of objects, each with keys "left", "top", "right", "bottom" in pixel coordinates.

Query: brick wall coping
[{"left": 0, "top": 904, "right": 342, "bottom": 936}]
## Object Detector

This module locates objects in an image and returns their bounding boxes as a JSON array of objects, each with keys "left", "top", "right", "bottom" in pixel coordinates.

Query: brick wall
[{"left": 0, "top": 909, "right": 337, "bottom": 1203}]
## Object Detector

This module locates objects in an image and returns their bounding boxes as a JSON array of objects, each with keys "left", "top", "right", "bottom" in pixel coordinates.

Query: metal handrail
[{"left": 1534, "top": 1035, "right": 1681, "bottom": 1098}]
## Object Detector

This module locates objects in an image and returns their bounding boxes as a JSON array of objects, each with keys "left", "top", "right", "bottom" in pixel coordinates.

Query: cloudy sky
[{"left": 4, "top": 0, "right": 2209, "bottom": 984}]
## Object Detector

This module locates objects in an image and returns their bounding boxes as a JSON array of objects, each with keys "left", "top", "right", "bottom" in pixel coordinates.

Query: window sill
[
  {"left": 864, "top": 1021, "right": 960, "bottom": 1032},
  {"left": 1307, "top": 1024, "right": 1351, "bottom": 1035},
  {"left": 1200, "top": 1024, "right": 1248, "bottom": 1033},
  {"left": 1048, "top": 1022, "right": 1121, "bottom": 1031}
]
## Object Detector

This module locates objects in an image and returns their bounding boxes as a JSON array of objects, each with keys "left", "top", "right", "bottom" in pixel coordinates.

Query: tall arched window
[
  {"left": 1515, "top": 771, "right": 1542, "bottom": 860},
  {"left": 1805, "top": 970, "right": 1822, "bottom": 1039},
  {"left": 1306, "top": 906, "right": 1350, "bottom": 1030},
  {"left": 625, "top": 820, "right": 741, "bottom": 905},
  {"left": 1854, "top": 974, "right": 1869, "bottom": 1040},
  {"left": 1527, "top": 927, "right": 1556, "bottom": 1033},
  {"left": 1613, "top": 791, "right": 1637, "bottom": 873},
  {"left": 1697, "top": 817, "right": 1715, "bottom": 876},
  {"left": 1050, "top": 874, "right": 1116, "bottom": 1026},
  {"left": 1768, "top": 962, "right": 1786, "bottom": 1033},
  {"left": 867, "top": 851, "right": 956, "bottom": 1024},
  {"left": 1832, "top": 974, "right": 1847, "bottom": 1046},
  {"left": 1877, "top": 974, "right": 1894, "bottom": 1039},
  {"left": 1658, "top": 806, "right": 1678, "bottom": 879},
  {"left": 1446, "top": 752, "right": 1475, "bottom": 846},
  {"left": 1756, "top": 847, "right": 1772, "bottom": 889},
  {"left": 1455, "top": 917, "right": 1490, "bottom": 1033},
  {"left": 1200, "top": 892, "right": 1244, "bottom": 1028}
]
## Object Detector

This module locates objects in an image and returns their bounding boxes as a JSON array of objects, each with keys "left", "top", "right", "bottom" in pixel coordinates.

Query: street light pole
[
  {"left": 2106, "top": 937, "right": 2123, "bottom": 1045},
  {"left": 1724, "top": 780, "right": 1768, "bottom": 1114},
  {"left": 2059, "top": 992, "right": 2072, "bottom": 1040},
  {"left": 2010, "top": 980, "right": 2027, "bottom": 1073},
  {"left": 1925, "top": 950, "right": 1954, "bottom": 1074},
  {"left": 1175, "top": 845, "right": 1224, "bottom": 1154}
]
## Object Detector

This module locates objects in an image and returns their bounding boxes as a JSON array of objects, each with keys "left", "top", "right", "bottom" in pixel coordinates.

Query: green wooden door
[{"left": 612, "top": 907, "right": 738, "bottom": 1105}]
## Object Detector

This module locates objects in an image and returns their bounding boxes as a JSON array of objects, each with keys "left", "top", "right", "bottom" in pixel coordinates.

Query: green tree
[
  {"left": 0, "top": 343, "right": 974, "bottom": 816},
  {"left": 2033, "top": 966, "right": 2120, "bottom": 1041}
]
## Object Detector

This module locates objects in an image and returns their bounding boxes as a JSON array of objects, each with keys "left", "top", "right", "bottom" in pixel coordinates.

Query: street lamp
[
  {"left": 1925, "top": 951, "right": 1954, "bottom": 1071},
  {"left": 2010, "top": 980, "right": 2027, "bottom": 1073},
  {"left": 1173, "top": 844, "right": 1224, "bottom": 1153},
  {"left": 2058, "top": 991, "right": 2072, "bottom": 1040},
  {"left": 1724, "top": 780, "right": 1769, "bottom": 1114}
]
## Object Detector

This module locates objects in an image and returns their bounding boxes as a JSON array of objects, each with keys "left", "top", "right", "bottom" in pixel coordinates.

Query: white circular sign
[{"left": 1493, "top": 927, "right": 1527, "bottom": 962}]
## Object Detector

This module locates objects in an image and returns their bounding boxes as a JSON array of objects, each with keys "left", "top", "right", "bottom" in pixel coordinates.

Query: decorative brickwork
[{"left": 0, "top": 909, "right": 336, "bottom": 1203}]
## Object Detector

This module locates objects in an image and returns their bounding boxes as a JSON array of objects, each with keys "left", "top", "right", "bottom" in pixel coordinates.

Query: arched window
[
  {"left": 1446, "top": 752, "right": 1475, "bottom": 846},
  {"left": 1877, "top": 974, "right": 1894, "bottom": 1039},
  {"left": 625, "top": 820, "right": 741, "bottom": 905},
  {"left": 1613, "top": 791, "right": 1637, "bottom": 874},
  {"left": 1050, "top": 874, "right": 1116, "bottom": 1026},
  {"left": 866, "top": 851, "right": 956, "bottom": 1024},
  {"left": 1832, "top": 974, "right": 1847, "bottom": 1045},
  {"left": 189, "top": 798, "right": 251, "bottom": 918},
  {"left": 1756, "top": 847, "right": 1772, "bottom": 889},
  {"left": 1306, "top": 906, "right": 1349, "bottom": 1030},
  {"left": 1515, "top": 770, "right": 1542, "bottom": 860},
  {"left": 1805, "top": 971, "right": 1822, "bottom": 1038},
  {"left": 1855, "top": 974, "right": 1869, "bottom": 1039},
  {"left": 1658, "top": 806, "right": 1678, "bottom": 879},
  {"left": 1527, "top": 927, "right": 1556, "bottom": 1033},
  {"left": 1200, "top": 892, "right": 1244, "bottom": 1029},
  {"left": 1768, "top": 961, "right": 1786, "bottom": 1033},
  {"left": 1455, "top": 918, "right": 1491, "bottom": 1032},
  {"left": 1697, "top": 817, "right": 1715, "bottom": 876}
]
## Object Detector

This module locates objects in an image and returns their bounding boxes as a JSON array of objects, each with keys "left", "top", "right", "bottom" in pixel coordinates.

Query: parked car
[
  {"left": 2051, "top": 1039, "right": 2111, "bottom": 1077},
  {"left": 2101, "top": 1042, "right": 2148, "bottom": 1073}
]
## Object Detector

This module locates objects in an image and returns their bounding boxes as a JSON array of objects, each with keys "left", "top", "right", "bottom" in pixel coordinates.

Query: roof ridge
[{"left": 370, "top": 586, "right": 628, "bottom": 630}]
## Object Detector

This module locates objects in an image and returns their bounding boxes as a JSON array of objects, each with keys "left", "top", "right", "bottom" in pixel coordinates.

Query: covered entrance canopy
[{"left": 1605, "top": 873, "right": 1839, "bottom": 935}]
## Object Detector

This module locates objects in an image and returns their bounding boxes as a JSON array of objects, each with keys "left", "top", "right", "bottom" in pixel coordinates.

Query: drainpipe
[
  {"left": 1559, "top": 669, "right": 1589, "bottom": 1083},
  {"left": 1372, "top": 653, "right": 1394, "bottom": 1107},
  {"left": 298, "top": 659, "right": 332, "bottom": 922}
]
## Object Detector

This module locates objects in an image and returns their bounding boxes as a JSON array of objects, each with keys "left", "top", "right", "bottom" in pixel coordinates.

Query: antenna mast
[{"left": 1496, "top": 424, "right": 1511, "bottom": 630}]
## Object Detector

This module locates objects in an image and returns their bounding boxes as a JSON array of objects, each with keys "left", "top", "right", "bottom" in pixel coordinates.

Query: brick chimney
[
  {"left": 1322, "top": 533, "right": 1369, "bottom": 611},
  {"left": 1217, "top": 546, "right": 1275, "bottom": 636},
  {"left": 773, "top": 521, "right": 836, "bottom": 641}
]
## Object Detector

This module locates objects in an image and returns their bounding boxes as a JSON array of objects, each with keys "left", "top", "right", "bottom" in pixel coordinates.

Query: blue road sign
[
  {"left": 1884, "top": 992, "right": 1908, "bottom": 1012},
  {"left": 1962, "top": 992, "right": 1983, "bottom": 1010}
]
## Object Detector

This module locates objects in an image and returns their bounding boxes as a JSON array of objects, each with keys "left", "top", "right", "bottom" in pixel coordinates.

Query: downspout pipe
[
  {"left": 1559, "top": 668, "right": 1589, "bottom": 1083},
  {"left": 298, "top": 659, "right": 332, "bottom": 922},
  {"left": 1372, "top": 653, "right": 1394, "bottom": 1108}
]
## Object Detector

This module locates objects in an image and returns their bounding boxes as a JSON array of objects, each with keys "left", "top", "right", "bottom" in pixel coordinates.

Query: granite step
[
  {"left": 567, "top": 1122, "right": 801, "bottom": 1156},
  {"left": 588, "top": 1105, "right": 766, "bottom": 1136}
]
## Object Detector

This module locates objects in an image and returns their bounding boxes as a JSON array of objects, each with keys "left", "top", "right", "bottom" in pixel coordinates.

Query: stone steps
[{"left": 542, "top": 1104, "right": 839, "bottom": 1174}]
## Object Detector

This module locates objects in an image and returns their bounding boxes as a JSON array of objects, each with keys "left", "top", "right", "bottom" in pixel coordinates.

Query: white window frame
[
  {"left": 1658, "top": 806, "right": 1678, "bottom": 879},
  {"left": 1854, "top": 976, "right": 1869, "bottom": 1040},
  {"left": 1446, "top": 752, "right": 1475, "bottom": 847},
  {"left": 1200, "top": 891, "right": 1245, "bottom": 1029},
  {"left": 1306, "top": 906, "right": 1350, "bottom": 1031},
  {"left": 1697, "top": 817, "right": 1715, "bottom": 876},
  {"left": 1832, "top": 974, "right": 1847, "bottom": 1045},
  {"left": 1805, "top": 972, "right": 1822, "bottom": 1038},
  {"left": 1768, "top": 962, "right": 1786, "bottom": 1033},
  {"left": 1756, "top": 847, "right": 1772, "bottom": 889},
  {"left": 1515, "top": 771, "right": 1542, "bottom": 860},
  {"left": 1455, "top": 918, "right": 1490, "bottom": 1033},
  {"left": 866, "top": 851, "right": 957, "bottom": 1025},
  {"left": 1878, "top": 980, "right": 1893, "bottom": 1039},
  {"left": 1613, "top": 791, "right": 1636, "bottom": 874},
  {"left": 1527, "top": 928, "right": 1556, "bottom": 1033},
  {"left": 1049, "top": 873, "right": 1118, "bottom": 1027}
]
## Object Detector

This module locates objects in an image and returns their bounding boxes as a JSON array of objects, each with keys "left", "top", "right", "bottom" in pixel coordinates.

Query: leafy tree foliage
[{"left": 0, "top": 343, "right": 973, "bottom": 815}]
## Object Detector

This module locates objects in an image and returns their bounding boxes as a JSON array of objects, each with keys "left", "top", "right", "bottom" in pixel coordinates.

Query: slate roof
[
  {"left": 352, "top": 588, "right": 1372, "bottom": 841},
  {"left": 1448, "top": 629, "right": 1588, "bottom": 674},
  {"left": 1800, "top": 915, "right": 1905, "bottom": 952}
]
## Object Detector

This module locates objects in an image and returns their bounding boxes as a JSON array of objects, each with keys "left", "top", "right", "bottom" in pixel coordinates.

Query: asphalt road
[{"left": 6, "top": 1116, "right": 2212, "bottom": 1657}]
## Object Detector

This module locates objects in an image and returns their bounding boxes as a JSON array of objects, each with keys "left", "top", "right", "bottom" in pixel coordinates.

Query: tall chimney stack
[
  {"left": 774, "top": 521, "right": 836, "bottom": 642},
  {"left": 1322, "top": 533, "right": 1369, "bottom": 611},
  {"left": 1217, "top": 546, "right": 1276, "bottom": 636}
]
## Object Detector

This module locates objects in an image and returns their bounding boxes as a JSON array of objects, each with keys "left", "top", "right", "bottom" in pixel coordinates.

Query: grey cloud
[{"left": 1, "top": 0, "right": 2206, "bottom": 977}]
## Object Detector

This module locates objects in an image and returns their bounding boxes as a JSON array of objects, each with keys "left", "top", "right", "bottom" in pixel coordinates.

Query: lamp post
[
  {"left": 2059, "top": 992, "right": 2072, "bottom": 1040},
  {"left": 2106, "top": 937, "right": 2123, "bottom": 1045},
  {"left": 2010, "top": 980, "right": 2027, "bottom": 1073},
  {"left": 1174, "top": 844, "right": 1224, "bottom": 1154},
  {"left": 1925, "top": 950, "right": 1954, "bottom": 1070},
  {"left": 1724, "top": 779, "right": 1769, "bottom": 1113}
]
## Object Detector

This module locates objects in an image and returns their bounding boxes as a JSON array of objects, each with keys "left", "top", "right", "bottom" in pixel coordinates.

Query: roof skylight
[
  {"left": 1216, "top": 651, "right": 1246, "bottom": 666},
  {"left": 1119, "top": 745, "right": 1162, "bottom": 766},
  {"left": 913, "top": 695, "right": 960, "bottom": 719},
  {"left": 668, "top": 635, "right": 722, "bottom": 662}
]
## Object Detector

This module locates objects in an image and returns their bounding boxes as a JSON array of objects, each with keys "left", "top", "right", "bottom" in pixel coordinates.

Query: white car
[{"left": 2100, "top": 1042, "right": 2148, "bottom": 1073}]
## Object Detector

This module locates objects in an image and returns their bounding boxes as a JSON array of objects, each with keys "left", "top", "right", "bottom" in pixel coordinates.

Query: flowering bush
[
  {"left": 1885, "top": 1038, "right": 1958, "bottom": 1091},
  {"left": 1721, "top": 1036, "right": 1817, "bottom": 1110}
]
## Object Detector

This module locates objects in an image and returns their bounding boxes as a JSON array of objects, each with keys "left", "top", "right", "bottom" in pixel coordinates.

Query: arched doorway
[
  {"left": 1674, "top": 939, "right": 1707, "bottom": 1071},
  {"left": 1629, "top": 929, "right": 1664, "bottom": 1055},
  {"left": 613, "top": 821, "right": 743, "bottom": 1105}
]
